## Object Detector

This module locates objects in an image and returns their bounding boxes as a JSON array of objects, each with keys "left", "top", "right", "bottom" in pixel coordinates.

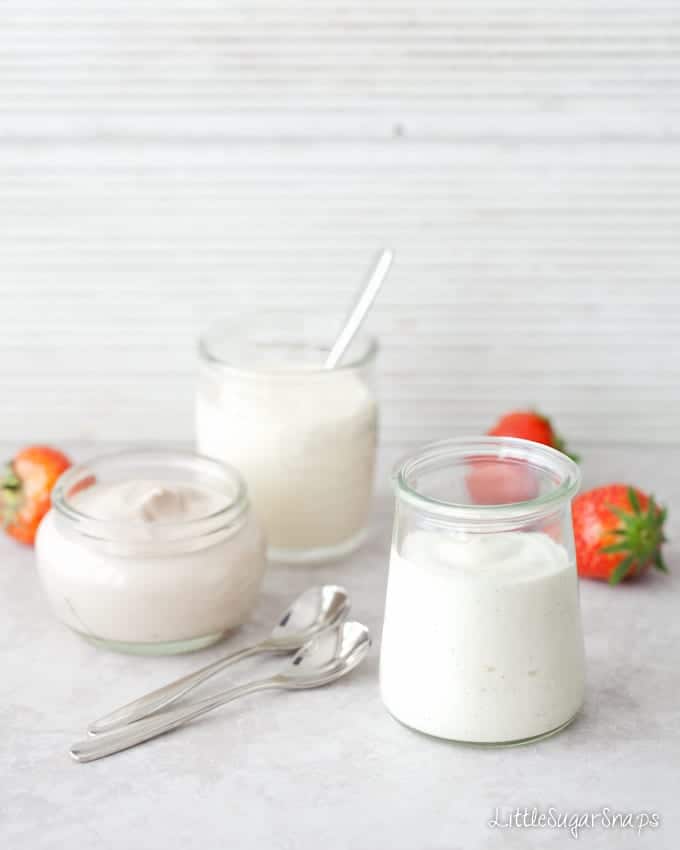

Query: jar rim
[
  {"left": 394, "top": 436, "right": 581, "bottom": 527},
  {"left": 52, "top": 448, "right": 250, "bottom": 542},
  {"left": 198, "top": 310, "right": 379, "bottom": 376}
]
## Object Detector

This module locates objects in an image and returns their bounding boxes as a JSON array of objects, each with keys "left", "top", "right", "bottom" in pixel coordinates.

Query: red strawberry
[
  {"left": 466, "top": 460, "right": 539, "bottom": 506},
  {"left": 572, "top": 485, "right": 668, "bottom": 585},
  {"left": 1, "top": 446, "right": 71, "bottom": 545},
  {"left": 465, "top": 408, "right": 568, "bottom": 506},
  {"left": 488, "top": 410, "right": 577, "bottom": 460}
]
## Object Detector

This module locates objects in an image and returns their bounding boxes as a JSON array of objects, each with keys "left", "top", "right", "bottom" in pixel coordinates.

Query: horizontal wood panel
[
  {"left": 1, "top": 1, "right": 679, "bottom": 138},
  {"left": 1, "top": 4, "right": 678, "bottom": 446},
  {"left": 2, "top": 142, "right": 678, "bottom": 445}
]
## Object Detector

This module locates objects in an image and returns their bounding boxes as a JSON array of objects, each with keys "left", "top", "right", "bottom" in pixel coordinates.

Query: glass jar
[
  {"left": 380, "top": 436, "right": 585, "bottom": 745},
  {"left": 35, "top": 450, "right": 266, "bottom": 655},
  {"left": 196, "top": 312, "right": 379, "bottom": 563}
]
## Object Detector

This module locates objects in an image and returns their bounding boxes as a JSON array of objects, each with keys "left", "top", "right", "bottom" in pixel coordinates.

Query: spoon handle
[
  {"left": 324, "top": 249, "right": 393, "bottom": 369},
  {"left": 72, "top": 678, "right": 279, "bottom": 763},
  {"left": 88, "top": 642, "right": 269, "bottom": 735}
]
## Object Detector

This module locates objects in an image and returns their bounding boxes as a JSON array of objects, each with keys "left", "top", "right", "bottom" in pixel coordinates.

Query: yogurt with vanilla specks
[{"left": 380, "top": 530, "right": 585, "bottom": 743}]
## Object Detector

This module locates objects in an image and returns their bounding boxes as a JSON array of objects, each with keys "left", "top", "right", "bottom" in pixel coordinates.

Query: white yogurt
[
  {"left": 196, "top": 366, "right": 377, "bottom": 558},
  {"left": 380, "top": 530, "right": 585, "bottom": 743},
  {"left": 36, "top": 477, "right": 266, "bottom": 650}
]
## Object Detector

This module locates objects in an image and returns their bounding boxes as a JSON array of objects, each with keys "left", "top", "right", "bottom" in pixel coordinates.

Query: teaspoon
[
  {"left": 88, "top": 585, "right": 350, "bottom": 735},
  {"left": 71, "top": 620, "right": 371, "bottom": 763}
]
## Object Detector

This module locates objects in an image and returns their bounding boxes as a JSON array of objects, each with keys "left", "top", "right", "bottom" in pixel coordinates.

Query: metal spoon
[
  {"left": 88, "top": 585, "right": 350, "bottom": 736},
  {"left": 324, "top": 248, "right": 393, "bottom": 369},
  {"left": 71, "top": 620, "right": 371, "bottom": 763}
]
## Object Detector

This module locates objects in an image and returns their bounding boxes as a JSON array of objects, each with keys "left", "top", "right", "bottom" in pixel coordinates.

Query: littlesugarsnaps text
[{"left": 489, "top": 807, "right": 661, "bottom": 840}]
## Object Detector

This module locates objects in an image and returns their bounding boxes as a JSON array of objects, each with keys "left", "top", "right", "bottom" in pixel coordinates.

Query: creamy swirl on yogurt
[{"left": 73, "top": 479, "right": 227, "bottom": 524}]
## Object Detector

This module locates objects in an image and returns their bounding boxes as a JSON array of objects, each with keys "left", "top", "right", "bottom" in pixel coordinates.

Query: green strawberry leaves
[
  {"left": 609, "top": 556, "right": 635, "bottom": 586},
  {"left": 0, "top": 462, "right": 22, "bottom": 529},
  {"left": 604, "top": 487, "right": 668, "bottom": 585}
]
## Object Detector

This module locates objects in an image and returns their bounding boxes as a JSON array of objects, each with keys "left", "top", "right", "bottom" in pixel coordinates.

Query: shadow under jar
[
  {"left": 196, "top": 313, "right": 379, "bottom": 564},
  {"left": 380, "top": 437, "right": 585, "bottom": 746},
  {"left": 35, "top": 450, "right": 266, "bottom": 655}
]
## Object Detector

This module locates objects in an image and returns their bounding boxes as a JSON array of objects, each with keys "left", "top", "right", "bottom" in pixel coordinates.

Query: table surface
[{"left": 3, "top": 442, "right": 678, "bottom": 849}]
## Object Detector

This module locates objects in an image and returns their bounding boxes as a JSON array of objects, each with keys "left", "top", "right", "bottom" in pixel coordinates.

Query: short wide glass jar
[
  {"left": 380, "top": 437, "right": 585, "bottom": 745},
  {"left": 36, "top": 450, "right": 266, "bottom": 655},
  {"left": 196, "top": 313, "right": 379, "bottom": 563}
]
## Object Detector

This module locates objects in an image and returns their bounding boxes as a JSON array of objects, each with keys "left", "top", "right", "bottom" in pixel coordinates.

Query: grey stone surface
[{"left": 2, "top": 443, "right": 678, "bottom": 849}]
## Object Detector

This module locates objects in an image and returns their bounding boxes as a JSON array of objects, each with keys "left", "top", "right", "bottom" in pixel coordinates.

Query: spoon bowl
[
  {"left": 267, "top": 584, "right": 350, "bottom": 649},
  {"left": 279, "top": 620, "right": 371, "bottom": 687}
]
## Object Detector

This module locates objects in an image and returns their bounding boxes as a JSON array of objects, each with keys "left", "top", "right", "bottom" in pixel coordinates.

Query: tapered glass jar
[{"left": 380, "top": 437, "right": 585, "bottom": 745}]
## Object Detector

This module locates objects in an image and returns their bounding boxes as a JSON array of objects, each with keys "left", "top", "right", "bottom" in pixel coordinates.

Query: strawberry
[
  {"left": 488, "top": 410, "right": 577, "bottom": 460},
  {"left": 466, "top": 461, "right": 539, "bottom": 506},
  {"left": 572, "top": 485, "right": 668, "bottom": 585},
  {"left": 1, "top": 446, "right": 71, "bottom": 545},
  {"left": 465, "top": 408, "right": 568, "bottom": 506}
]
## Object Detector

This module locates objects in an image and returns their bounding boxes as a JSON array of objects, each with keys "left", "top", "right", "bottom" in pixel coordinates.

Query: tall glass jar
[
  {"left": 35, "top": 450, "right": 266, "bottom": 655},
  {"left": 196, "top": 313, "right": 379, "bottom": 563},
  {"left": 380, "top": 437, "right": 585, "bottom": 745}
]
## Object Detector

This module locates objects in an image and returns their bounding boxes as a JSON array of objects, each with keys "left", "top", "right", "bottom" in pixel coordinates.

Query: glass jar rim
[
  {"left": 198, "top": 310, "right": 379, "bottom": 376},
  {"left": 394, "top": 436, "right": 581, "bottom": 527},
  {"left": 52, "top": 448, "right": 250, "bottom": 542}
]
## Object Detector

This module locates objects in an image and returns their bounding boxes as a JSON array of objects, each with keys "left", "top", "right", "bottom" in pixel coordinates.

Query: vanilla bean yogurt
[
  {"left": 381, "top": 530, "right": 585, "bottom": 743},
  {"left": 380, "top": 437, "right": 585, "bottom": 745},
  {"left": 35, "top": 451, "right": 266, "bottom": 654}
]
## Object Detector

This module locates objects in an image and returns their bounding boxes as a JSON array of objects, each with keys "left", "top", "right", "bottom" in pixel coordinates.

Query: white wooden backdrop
[{"left": 2, "top": 1, "right": 679, "bottom": 450}]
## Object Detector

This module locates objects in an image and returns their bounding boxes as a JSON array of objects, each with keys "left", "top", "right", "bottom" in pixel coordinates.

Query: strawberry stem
[
  {"left": 550, "top": 428, "right": 580, "bottom": 463},
  {"left": 0, "top": 462, "right": 23, "bottom": 528},
  {"left": 609, "top": 556, "right": 635, "bottom": 585},
  {"left": 1, "top": 463, "right": 20, "bottom": 491},
  {"left": 605, "top": 488, "right": 668, "bottom": 584}
]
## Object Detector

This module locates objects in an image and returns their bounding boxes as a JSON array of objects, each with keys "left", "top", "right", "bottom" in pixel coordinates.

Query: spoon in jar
[
  {"left": 88, "top": 585, "right": 350, "bottom": 736},
  {"left": 324, "top": 249, "right": 393, "bottom": 369},
  {"left": 71, "top": 620, "right": 371, "bottom": 763}
]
